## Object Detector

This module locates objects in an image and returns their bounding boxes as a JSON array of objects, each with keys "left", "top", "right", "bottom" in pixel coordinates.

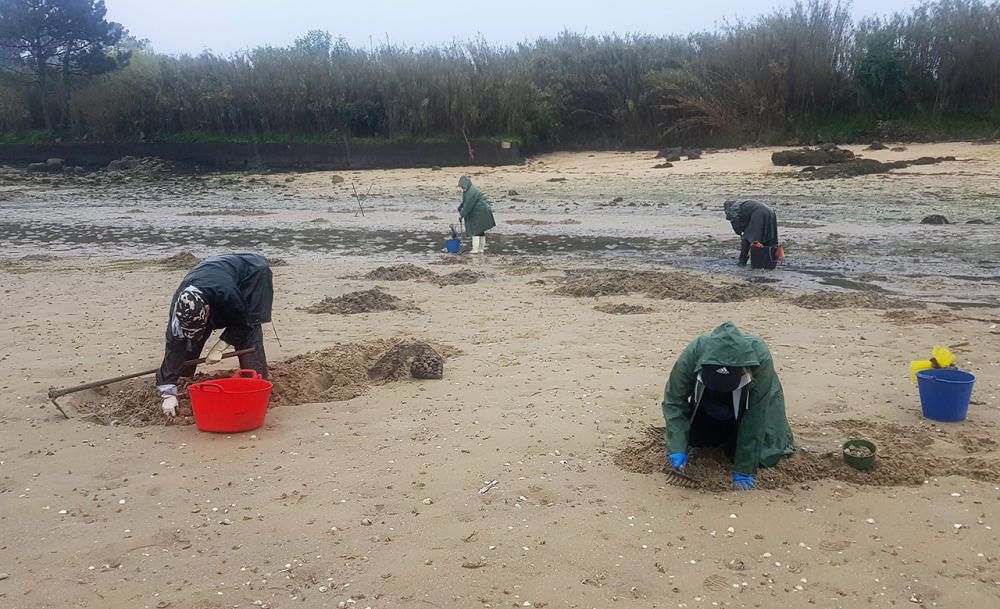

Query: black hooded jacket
[
  {"left": 169, "top": 254, "right": 273, "bottom": 330},
  {"left": 724, "top": 200, "right": 779, "bottom": 246}
]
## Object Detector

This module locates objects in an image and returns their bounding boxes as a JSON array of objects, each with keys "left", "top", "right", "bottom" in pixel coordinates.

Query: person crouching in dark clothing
[{"left": 723, "top": 200, "right": 779, "bottom": 267}]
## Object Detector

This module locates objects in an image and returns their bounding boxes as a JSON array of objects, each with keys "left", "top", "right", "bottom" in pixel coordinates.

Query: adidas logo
[{"left": 717, "top": 367, "right": 730, "bottom": 375}]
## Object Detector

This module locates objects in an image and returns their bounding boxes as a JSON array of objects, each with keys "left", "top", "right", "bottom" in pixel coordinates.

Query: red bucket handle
[
  {"left": 233, "top": 369, "right": 262, "bottom": 380},
  {"left": 198, "top": 383, "right": 226, "bottom": 393}
]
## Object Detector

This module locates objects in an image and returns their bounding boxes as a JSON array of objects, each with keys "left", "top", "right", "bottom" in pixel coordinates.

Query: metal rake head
[{"left": 664, "top": 468, "right": 702, "bottom": 489}]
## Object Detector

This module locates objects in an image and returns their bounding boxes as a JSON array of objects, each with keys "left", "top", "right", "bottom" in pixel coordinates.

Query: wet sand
[
  {"left": 3, "top": 142, "right": 999, "bottom": 303},
  {"left": 1, "top": 145, "right": 999, "bottom": 608}
]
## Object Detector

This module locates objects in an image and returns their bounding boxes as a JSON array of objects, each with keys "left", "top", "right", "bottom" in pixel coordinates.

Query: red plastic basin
[{"left": 189, "top": 370, "right": 272, "bottom": 433}]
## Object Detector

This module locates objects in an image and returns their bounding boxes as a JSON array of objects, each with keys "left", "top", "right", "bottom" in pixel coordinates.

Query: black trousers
[
  {"left": 222, "top": 324, "right": 269, "bottom": 379},
  {"left": 157, "top": 324, "right": 268, "bottom": 387},
  {"left": 739, "top": 239, "right": 752, "bottom": 266},
  {"left": 689, "top": 407, "right": 738, "bottom": 461}
]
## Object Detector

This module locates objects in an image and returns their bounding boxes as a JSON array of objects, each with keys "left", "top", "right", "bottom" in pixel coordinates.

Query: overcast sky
[{"left": 105, "top": 0, "right": 923, "bottom": 56}]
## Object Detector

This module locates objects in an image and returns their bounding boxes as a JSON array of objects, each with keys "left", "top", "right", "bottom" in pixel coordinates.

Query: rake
[
  {"left": 664, "top": 468, "right": 703, "bottom": 489},
  {"left": 47, "top": 348, "right": 255, "bottom": 419}
]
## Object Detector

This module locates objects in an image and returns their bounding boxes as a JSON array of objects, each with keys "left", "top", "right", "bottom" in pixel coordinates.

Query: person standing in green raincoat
[
  {"left": 458, "top": 176, "right": 497, "bottom": 254},
  {"left": 661, "top": 322, "right": 794, "bottom": 490}
]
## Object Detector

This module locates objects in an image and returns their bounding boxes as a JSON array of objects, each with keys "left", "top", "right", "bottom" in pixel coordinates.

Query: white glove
[
  {"left": 205, "top": 339, "right": 231, "bottom": 364},
  {"left": 161, "top": 394, "right": 178, "bottom": 417}
]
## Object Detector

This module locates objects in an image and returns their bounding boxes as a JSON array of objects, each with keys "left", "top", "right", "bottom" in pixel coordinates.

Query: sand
[
  {"left": 433, "top": 269, "right": 480, "bottom": 286},
  {"left": 1, "top": 145, "right": 999, "bottom": 609}
]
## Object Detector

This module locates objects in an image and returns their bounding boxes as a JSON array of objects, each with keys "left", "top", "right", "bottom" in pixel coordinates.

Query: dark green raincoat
[
  {"left": 458, "top": 176, "right": 497, "bottom": 236},
  {"left": 661, "top": 322, "right": 794, "bottom": 476}
]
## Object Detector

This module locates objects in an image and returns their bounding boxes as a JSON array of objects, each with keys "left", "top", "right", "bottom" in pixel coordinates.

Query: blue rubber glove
[
  {"left": 668, "top": 452, "right": 688, "bottom": 472},
  {"left": 732, "top": 473, "right": 757, "bottom": 491}
]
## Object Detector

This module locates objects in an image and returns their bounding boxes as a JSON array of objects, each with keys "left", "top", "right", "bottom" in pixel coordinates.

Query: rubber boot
[
  {"left": 471, "top": 236, "right": 483, "bottom": 254},
  {"left": 478, "top": 234, "right": 487, "bottom": 254}
]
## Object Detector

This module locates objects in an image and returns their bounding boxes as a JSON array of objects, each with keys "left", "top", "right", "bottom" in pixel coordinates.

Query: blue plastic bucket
[
  {"left": 444, "top": 238, "right": 461, "bottom": 254},
  {"left": 916, "top": 368, "right": 976, "bottom": 422}
]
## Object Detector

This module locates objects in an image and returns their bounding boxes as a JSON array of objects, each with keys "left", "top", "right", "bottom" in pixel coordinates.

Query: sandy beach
[{"left": 1, "top": 144, "right": 999, "bottom": 608}]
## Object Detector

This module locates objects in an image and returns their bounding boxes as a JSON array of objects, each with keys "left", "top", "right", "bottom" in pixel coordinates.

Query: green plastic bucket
[{"left": 843, "top": 439, "right": 877, "bottom": 470}]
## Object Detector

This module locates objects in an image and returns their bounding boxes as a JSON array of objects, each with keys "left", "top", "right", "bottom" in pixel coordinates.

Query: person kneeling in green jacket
[{"left": 661, "top": 322, "right": 794, "bottom": 491}]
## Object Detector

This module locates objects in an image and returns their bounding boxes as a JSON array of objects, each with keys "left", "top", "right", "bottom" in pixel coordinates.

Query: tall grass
[{"left": 1, "top": 0, "right": 998, "bottom": 147}]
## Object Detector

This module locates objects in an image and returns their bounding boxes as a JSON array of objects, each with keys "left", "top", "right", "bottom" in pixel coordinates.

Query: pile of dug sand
[
  {"left": 434, "top": 269, "right": 480, "bottom": 286},
  {"left": 789, "top": 291, "right": 922, "bottom": 310},
  {"left": 270, "top": 339, "right": 453, "bottom": 402},
  {"left": 74, "top": 378, "right": 199, "bottom": 427},
  {"left": 556, "top": 270, "right": 776, "bottom": 303},
  {"left": 359, "top": 264, "right": 480, "bottom": 286},
  {"left": 430, "top": 255, "right": 469, "bottom": 266},
  {"left": 882, "top": 309, "right": 953, "bottom": 325},
  {"left": 302, "top": 288, "right": 407, "bottom": 315},
  {"left": 73, "top": 339, "right": 455, "bottom": 427},
  {"left": 268, "top": 340, "right": 391, "bottom": 404},
  {"left": 614, "top": 420, "right": 1000, "bottom": 491},
  {"left": 159, "top": 252, "right": 201, "bottom": 270},
  {"left": 594, "top": 303, "right": 654, "bottom": 315},
  {"left": 364, "top": 264, "right": 437, "bottom": 281},
  {"left": 503, "top": 257, "right": 548, "bottom": 276}
]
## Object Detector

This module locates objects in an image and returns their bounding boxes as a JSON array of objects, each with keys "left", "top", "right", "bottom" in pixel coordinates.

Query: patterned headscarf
[{"left": 171, "top": 287, "right": 208, "bottom": 339}]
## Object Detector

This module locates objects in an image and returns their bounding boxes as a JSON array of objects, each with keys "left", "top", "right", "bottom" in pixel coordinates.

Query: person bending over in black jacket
[{"left": 155, "top": 254, "right": 273, "bottom": 416}]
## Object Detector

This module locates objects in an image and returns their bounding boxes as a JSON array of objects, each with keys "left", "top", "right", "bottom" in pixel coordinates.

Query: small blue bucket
[
  {"left": 916, "top": 368, "right": 976, "bottom": 422},
  {"left": 444, "top": 238, "right": 461, "bottom": 254}
]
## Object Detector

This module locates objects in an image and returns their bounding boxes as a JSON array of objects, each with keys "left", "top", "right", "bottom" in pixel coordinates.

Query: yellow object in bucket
[{"left": 909, "top": 346, "right": 956, "bottom": 383}]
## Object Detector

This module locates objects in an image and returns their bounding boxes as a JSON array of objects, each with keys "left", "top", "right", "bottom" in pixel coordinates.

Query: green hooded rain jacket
[
  {"left": 661, "top": 322, "right": 794, "bottom": 476},
  {"left": 458, "top": 176, "right": 497, "bottom": 236}
]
